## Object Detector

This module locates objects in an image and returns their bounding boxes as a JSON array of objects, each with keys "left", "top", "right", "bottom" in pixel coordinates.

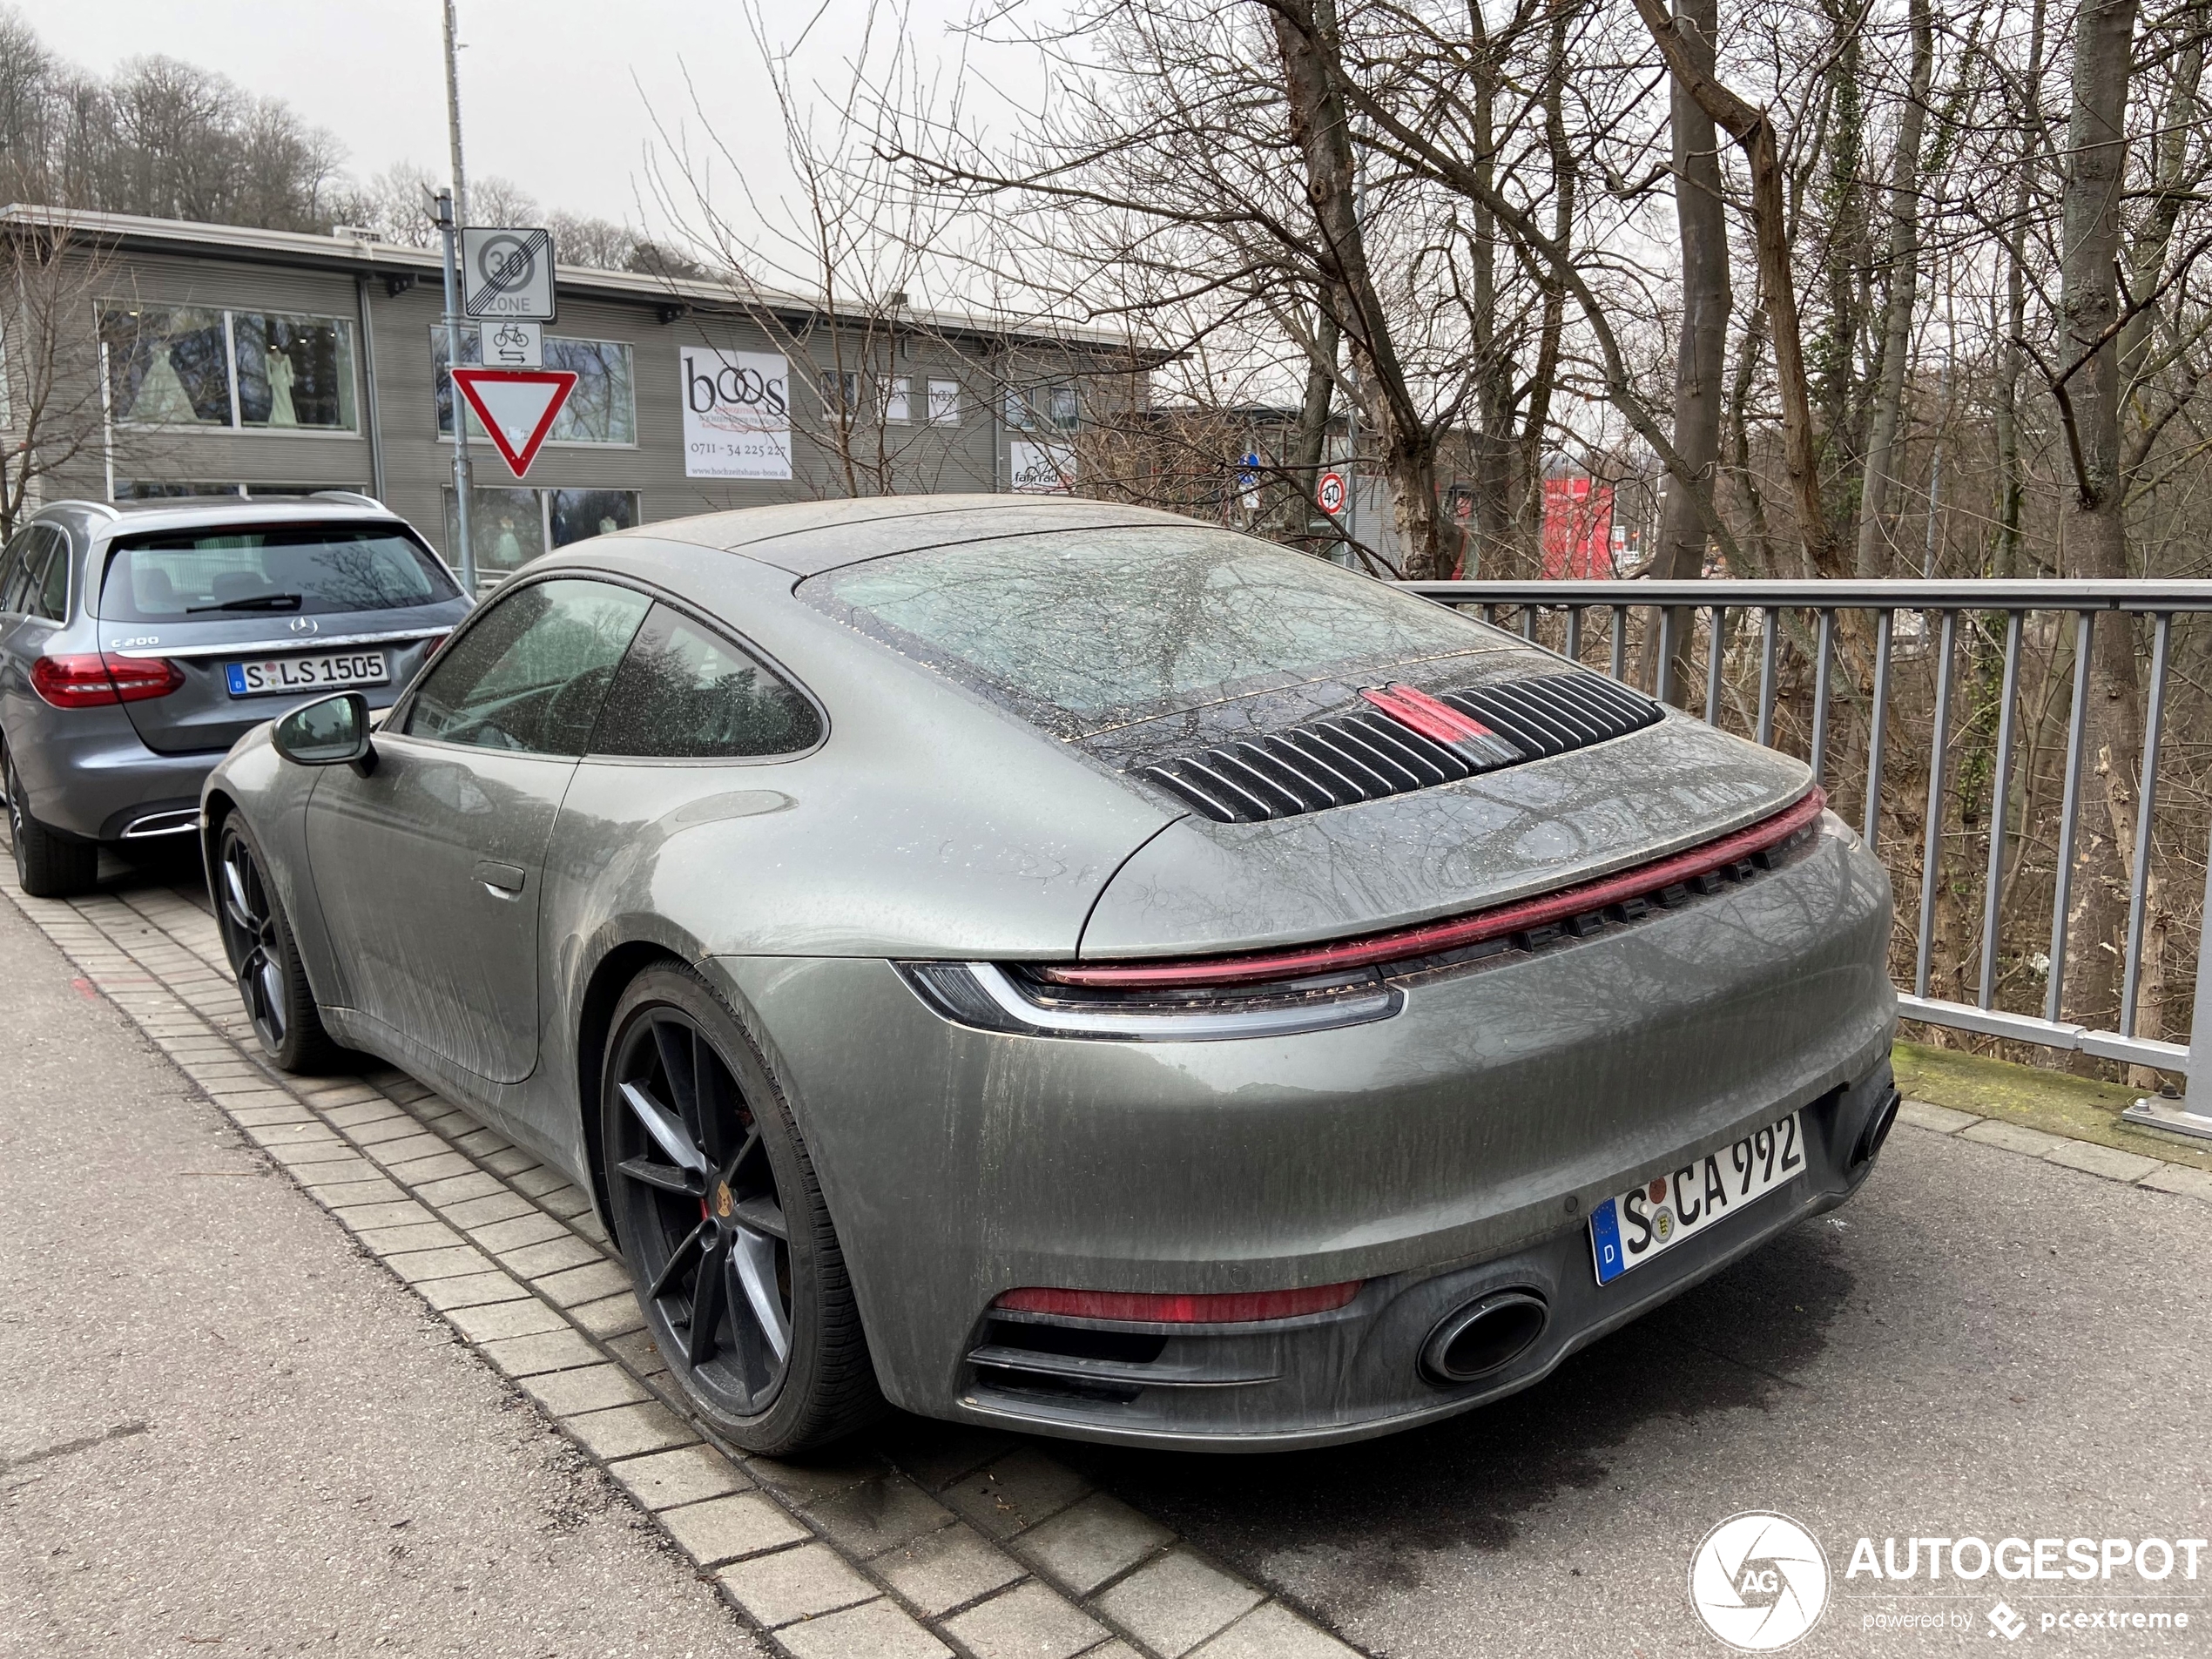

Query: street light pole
[
  {"left": 442, "top": 0, "right": 469, "bottom": 230},
  {"left": 435, "top": 188, "right": 475, "bottom": 594},
  {"left": 439, "top": 0, "right": 474, "bottom": 592}
]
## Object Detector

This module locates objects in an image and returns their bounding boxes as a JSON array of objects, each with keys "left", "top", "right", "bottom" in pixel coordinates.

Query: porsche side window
[
  {"left": 406, "top": 578, "right": 651, "bottom": 755},
  {"left": 590, "top": 604, "right": 822, "bottom": 759}
]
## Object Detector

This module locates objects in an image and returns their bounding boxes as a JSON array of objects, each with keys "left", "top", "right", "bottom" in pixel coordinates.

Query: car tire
[
  {"left": 212, "top": 814, "right": 341, "bottom": 1074},
  {"left": 601, "top": 962, "right": 885, "bottom": 1457},
  {"left": 4, "top": 743, "right": 99, "bottom": 899}
]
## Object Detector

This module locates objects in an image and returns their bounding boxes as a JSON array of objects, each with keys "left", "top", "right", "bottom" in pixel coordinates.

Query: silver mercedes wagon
[{"left": 0, "top": 495, "right": 469, "bottom": 895}]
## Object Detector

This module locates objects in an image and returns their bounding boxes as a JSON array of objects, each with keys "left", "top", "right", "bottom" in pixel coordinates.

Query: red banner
[{"left": 1541, "top": 477, "right": 1615, "bottom": 578}]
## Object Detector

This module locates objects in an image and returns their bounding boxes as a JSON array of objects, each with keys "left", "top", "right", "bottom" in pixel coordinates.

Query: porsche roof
[{"left": 627, "top": 496, "right": 1206, "bottom": 577}]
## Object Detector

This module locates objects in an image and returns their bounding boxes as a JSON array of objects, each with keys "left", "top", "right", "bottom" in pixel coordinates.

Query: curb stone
[
  {"left": 0, "top": 847, "right": 1362, "bottom": 1659},
  {"left": 1897, "top": 1095, "right": 2212, "bottom": 1202}
]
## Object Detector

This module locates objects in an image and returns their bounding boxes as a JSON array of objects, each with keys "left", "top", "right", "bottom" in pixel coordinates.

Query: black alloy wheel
[
  {"left": 604, "top": 964, "right": 880, "bottom": 1454},
  {"left": 213, "top": 818, "right": 337, "bottom": 1072}
]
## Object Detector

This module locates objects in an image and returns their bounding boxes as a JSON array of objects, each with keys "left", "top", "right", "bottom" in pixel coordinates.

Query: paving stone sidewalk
[{"left": 0, "top": 852, "right": 1359, "bottom": 1659}]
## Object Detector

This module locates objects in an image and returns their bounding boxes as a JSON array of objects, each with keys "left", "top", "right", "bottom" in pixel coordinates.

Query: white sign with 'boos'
[{"left": 680, "top": 347, "right": 792, "bottom": 480}]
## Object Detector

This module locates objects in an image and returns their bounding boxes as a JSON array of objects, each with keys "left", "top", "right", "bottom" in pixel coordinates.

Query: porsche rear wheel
[
  {"left": 214, "top": 817, "right": 340, "bottom": 1073},
  {"left": 602, "top": 963, "right": 883, "bottom": 1456}
]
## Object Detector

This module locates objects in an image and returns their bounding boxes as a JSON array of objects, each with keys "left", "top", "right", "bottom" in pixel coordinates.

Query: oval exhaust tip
[
  {"left": 1852, "top": 1088, "right": 1903, "bottom": 1168},
  {"left": 1420, "top": 1289, "right": 1548, "bottom": 1386}
]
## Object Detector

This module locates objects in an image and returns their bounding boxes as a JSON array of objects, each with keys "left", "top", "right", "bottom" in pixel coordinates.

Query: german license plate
[
  {"left": 225, "top": 651, "right": 388, "bottom": 697},
  {"left": 1588, "top": 1110, "right": 1805, "bottom": 1285}
]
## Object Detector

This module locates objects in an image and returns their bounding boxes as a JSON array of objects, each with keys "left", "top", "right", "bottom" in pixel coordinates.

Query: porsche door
[{"left": 305, "top": 577, "right": 651, "bottom": 1083}]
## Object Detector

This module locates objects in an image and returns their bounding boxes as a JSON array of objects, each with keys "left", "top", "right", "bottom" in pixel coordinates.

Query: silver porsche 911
[{"left": 201, "top": 496, "right": 1898, "bottom": 1455}]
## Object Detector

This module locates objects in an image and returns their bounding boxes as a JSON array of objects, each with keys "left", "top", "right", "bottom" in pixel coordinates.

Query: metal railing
[{"left": 1400, "top": 578, "right": 2212, "bottom": 1138}]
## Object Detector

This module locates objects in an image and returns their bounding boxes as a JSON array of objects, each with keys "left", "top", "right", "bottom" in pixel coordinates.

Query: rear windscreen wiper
[{"left": 186, "top": 592, "right": 306, "bottom": 613}]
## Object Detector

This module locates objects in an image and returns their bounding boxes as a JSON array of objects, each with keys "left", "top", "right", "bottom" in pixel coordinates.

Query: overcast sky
[{"left": 29, "top": 0, "right": 1041, "bottom": 239}]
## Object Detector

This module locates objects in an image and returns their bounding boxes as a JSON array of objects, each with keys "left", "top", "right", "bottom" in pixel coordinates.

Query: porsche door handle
[{"left": 476, "top": 860, "right": 526, "bottom": 898}]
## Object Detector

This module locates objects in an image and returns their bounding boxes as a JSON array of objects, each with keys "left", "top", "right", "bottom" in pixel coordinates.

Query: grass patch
[{"left": 1892, "top": 1037, "right": 2212, "bottom": 1169}]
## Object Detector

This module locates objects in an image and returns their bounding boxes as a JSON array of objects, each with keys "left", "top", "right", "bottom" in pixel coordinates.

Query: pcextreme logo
[{"left": 1689, "top": 1511, "right": 1831, "bottom": 1651}]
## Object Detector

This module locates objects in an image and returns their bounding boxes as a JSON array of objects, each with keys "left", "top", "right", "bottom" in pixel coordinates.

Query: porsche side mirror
[{"left": 273, "top": 691, "right": 374, "bottom": 772}]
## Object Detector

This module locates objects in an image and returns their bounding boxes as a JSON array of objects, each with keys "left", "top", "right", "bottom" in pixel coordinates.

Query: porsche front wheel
[
  {"left": 601, "top": 963, "right": 882, "bottom": 1456},
  {"left": 214, "top": 817, "right": 340, "bottom": 1073}
]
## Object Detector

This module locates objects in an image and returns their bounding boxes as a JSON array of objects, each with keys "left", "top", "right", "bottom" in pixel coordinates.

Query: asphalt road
[
  {"left": 0, "top": 870, "right": 752, "bottom": 1658},
  {"left": 1058, "top": 1120, "right": 2212, "bottom": 1656},
  {"left": 5, "top": 846, "right": 2209, "bottom": 1658}
]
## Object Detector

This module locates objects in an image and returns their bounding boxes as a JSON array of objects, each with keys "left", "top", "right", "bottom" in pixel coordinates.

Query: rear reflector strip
[
  {"left": 1042, "top": 787, "right": 1828, "bottom": 990},
  {"left": 995, "top": 1282, "right": 1363, "bottom": 1324}
]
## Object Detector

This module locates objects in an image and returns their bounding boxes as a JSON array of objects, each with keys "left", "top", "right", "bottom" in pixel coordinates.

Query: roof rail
[{"left": 309, "top": 490, "right": 389, "bottom": 510}]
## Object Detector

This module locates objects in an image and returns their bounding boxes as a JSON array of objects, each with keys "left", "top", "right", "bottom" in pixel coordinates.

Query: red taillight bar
[
  {"left": 1042, "top": 786, "right": 1828, "bottom": 990},
  {"left": 995, "top": 1281, "right": 1363, "bottom": 1324}
]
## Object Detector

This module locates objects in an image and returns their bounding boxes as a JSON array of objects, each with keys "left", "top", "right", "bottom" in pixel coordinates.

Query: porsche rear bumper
[{"left": 711, "top": 813, "right": 1895, "bottom": 1449}]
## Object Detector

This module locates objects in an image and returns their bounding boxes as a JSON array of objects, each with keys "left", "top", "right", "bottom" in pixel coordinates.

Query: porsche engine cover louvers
[{"left": 1139, "top": 670, "right": 1663, "bottom": 824}]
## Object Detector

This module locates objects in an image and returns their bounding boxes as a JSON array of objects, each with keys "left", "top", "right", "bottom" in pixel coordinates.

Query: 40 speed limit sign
[{"left": 1317, "top": 469, "right": 1347, "bottom": 516}]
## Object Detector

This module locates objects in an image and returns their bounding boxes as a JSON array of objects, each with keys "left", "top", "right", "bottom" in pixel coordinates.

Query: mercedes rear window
[
  {"left": 99, "top": 523, "right": 461, "bottom": 622},
  {"left": 804, "top": 526, "right": 1503, "bottom": 732}
]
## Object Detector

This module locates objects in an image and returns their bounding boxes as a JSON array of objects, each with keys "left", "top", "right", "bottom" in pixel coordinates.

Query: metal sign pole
[
  {"left": 442, "top": 0, "right": 469, "bottom": 231},
  {"left": 435, "top": 189, "right": 475, "bottom": 593}
]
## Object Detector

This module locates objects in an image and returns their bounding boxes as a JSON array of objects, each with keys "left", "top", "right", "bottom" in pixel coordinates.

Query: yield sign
[{"left": 450, "top": 367, "right": 577, "bottom": 477}]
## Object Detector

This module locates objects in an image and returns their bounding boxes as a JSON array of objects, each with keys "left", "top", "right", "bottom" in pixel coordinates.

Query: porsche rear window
[
  {"left": 805, "top": 527, "right": 1502, "bottom": 732},
  {"left": 99, "top": 523, "right": 460, "bottom": 621}
]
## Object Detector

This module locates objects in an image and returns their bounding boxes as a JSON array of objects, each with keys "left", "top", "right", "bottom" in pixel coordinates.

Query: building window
[
  {"left": 115, "top": 481, "right": 244, "bottom": 499},
  {"left": 1007, "top": 384, "right": 1079, "bottom": 432},
  {"left": 819, "top": 369, "right": 861, "bottom": 414},
  {"left": 431, "top": 328, "right": 637, "bottom": 445},
  {"left": 881, "top": 376, "right": 912, "bottom": 423},
  {"left": 927, "top": 379, "right": 960, "bottom": 425},
  {"left": 550, "top": 488, "right": 637, "bottom": 547},
  {"left": 442, "top": 485, "right": 640, "bottom": 587},
  {"left": 98, "top": 306, "right": 235, "bottom": 427},
  {"left": 234, "top": 313, "right": 357, "bottom": 428},
  {"left": 100, "top": 305, "right": 357, "bottom": 431},
  {"left": 114, "top": 481, "right": 365, "bottom": 501}
]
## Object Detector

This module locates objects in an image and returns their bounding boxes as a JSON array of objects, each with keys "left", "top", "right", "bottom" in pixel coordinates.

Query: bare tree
[
  {"left": 0, "top": 223, "right": 112, "bottom": 536},
  {"left": 546, "top": 210, "right": 639, "bottom": 271},
  {"left": 1649, "top": 0, "right": 1730, "bottom": 592},
  {"left": 1270, "top": 0, "right": 1458, "bottom": 577},
  {"left": 1631, "top": 0, "right": 1838, "bottom": 575},
  {"left": 1852, "top": 0, "right": 1934, "bottom": 577},
  {"left": 647, "top": 0, "right": 988, "bottom": 498},
  {"left": 342, "top": 162, "right": 442, "bottom": 246}
]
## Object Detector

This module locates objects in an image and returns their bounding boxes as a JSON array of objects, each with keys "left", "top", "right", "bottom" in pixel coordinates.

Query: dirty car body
[{"left": 201, "top": 496, "right": 1897, "bottom": 1453}]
